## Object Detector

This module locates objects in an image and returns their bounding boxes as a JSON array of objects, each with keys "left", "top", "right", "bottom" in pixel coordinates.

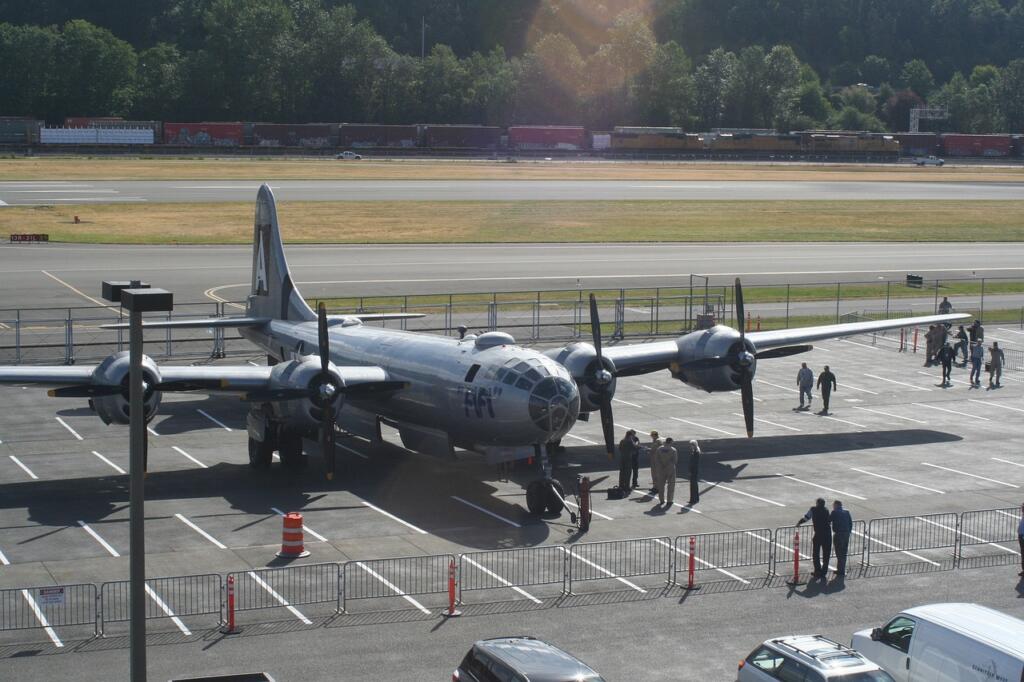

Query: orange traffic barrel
[{"left": 276, "top": 511, "right": 310, "bottom": 558}]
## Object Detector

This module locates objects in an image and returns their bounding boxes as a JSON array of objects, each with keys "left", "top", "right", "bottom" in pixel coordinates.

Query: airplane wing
[
  {"left": 98, "top": 313, "right": 424, "bottom": 330},
  {"left": 0, "top": 366, "right": 96, "bottom": 386}
]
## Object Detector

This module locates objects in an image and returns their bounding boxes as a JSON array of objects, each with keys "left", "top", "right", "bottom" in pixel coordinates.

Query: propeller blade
[
  {"left": 339, "top": 381, "right": 409, "bottom": 397},
  {"left": 755, "top": 345, "right": 813, "bottom": 360},
  {"left": 588, "top": 293, "right": 602, "bottom": 358},
  {"left": 240, "top": 388, "right": 310, "bottom": 403},
  {"left": 47, "top": 384, "right": 122, "bottom": 398},
  {"left": 740, "top": 376, "right": 755, "bottom": 438},
  {"left": 598, "top": 398, "right": 616, "bottom": 460},
  {"left": 317, "top": 302, "right": 329, "bottom": 374},
  {"left": 735, "top": 277, "right": 745, "bottom": 339}
]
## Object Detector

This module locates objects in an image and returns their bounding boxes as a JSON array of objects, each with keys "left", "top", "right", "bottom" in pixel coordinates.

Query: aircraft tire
[
  {"left": 279, "top": 430, "right": 305, "bottom": 471},
  {"left": 248, "top": 436, "right": 273, "bottom": 469},
  {"left": 526, "top": 480, "right": 546, "bottom": 515},
  {"left": 545, "top": 479, "right": 565, "bottom": 514}
]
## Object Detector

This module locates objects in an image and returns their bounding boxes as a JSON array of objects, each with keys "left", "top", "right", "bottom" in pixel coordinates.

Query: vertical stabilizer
[{"left": 246, "top": 184, "right": 315, "bottom": 322}]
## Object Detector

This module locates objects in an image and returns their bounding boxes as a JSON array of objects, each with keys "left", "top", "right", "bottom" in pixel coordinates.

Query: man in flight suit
[
  {"left": 797, "top": 498, "right": 832, "bottom": 581},
  {"left": 654, "top": 437, "right": 678, "bottom": 506}
]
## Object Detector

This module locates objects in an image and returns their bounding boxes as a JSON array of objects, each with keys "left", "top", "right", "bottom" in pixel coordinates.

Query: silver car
[{"left": 739, "top": 635, "right": 895, "bottom": 682}]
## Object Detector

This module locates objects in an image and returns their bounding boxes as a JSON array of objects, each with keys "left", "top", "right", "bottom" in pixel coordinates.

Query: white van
[{"left": 852, "top": 603, "right": 1024, "bottom": 682}]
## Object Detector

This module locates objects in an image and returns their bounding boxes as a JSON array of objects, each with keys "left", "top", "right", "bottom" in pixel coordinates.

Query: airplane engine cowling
[
  {"left": 266, "top": 358, "right": 345, "bottom": 434},
  {"left": 544, "top": 341, "right": 616, "bottom": 412},
  {"left": 673, "top": 325, "right": 757, "bottom": 393},
  {"left": 89, "top": 352, "right": 163, "bottom": 424}
]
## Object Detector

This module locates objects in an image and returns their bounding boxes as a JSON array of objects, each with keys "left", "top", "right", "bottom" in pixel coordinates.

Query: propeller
[
  {"left": 734, "top": 278, "right": 755, "bottom": 438},
  {"left": 588, "top": 294, "right": 616, "bottom": 459},
  {"left": 316, "top": 302, "right": 339, "bottom": 480}
]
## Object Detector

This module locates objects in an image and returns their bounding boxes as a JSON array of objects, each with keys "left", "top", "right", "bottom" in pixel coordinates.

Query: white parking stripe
[
  {"left": 196, "top": 409, "right": 232, "bottom": 431},
  {"left": 147, "top": 426, "right": 160, "bottom": 437},
  {"left": 992, "top": 457, "right": 1024, "bottom": 469},
  {"left": 852, "top": 406, "right": 927, "bottom": 424},
  {"left": 174, "top": 513, "right": 228, "bottom": 549},
  {"left": 671, "top": 417, "right": 737, "bottom": 437},
  {"left": 21, "top": 590, "right": 63, "bottom": 647},
  {"left": 641, "top": 385, "right": 703, "bottom": 404},
  {"left": 863, "top": 374, "right": 931, "bottom": 391},
  {"left": 969, "top": 399, "right": 1024, "bottom": 414},
  {"left": 756, "top": 379, "right": 799, "bottom": 394},
  {"left": 631, "top": 489, "right": 703, "bottom": 513},
  {"left": 562, "top": 498, "right": 613, "bottom": 520},
  {"left": 461, "top": 556, "right": 542, "bottom": 603},
  {"left": 55, "top": 416, "right": 84, "bottom": 440},
  {"left": 915, "top": 517, "right": 1018, "bottom": 556},
  {"left": 613, "top": 398, "right": 643, "bottom": 408},
  {"left": 247, "top": 571, "right": 313, "bottom": 624},
  {"left": 917, "top": 371, "right": 972, "bottom": 387},
  {"left": 852, "top": 530, "right": 940, "bottom": 566},
  {"left": 0, "top": 546, "right": 10, "bottom": 565},
  {"left": 745, "top": 531, "right": 834, "bottom": 569},
  {"left": 451, "top": 496, "right": 522, "bottom": 528},
  {"left": 840, "top": 339, "right": 880, "bottom": 350},
  {"left": 997, "top": 328, "right": 1024, "bottom": 336},
  {"left": 270, "top": 507, "right": 329, "bottom": 542},
  {"left": 567, "top": 551, "right": 646, "bottom": 593},
  {"left": 700, "top": 479, "right": 786, "bottom": 507},
  {"left": 655, "top": 538, "right": 749, "bottom": 584},
  {"left": 777, "top": 474, "right": 866, "bottom": 500},
  {"left": 145, "top": 584, "right": 192, "bottom": 636},
  {"left": 9, "top": 455, "right": 38, "bottom": 479},
  {"left": 614, "top": 422, "right": 639, "bottom": 433},
  {"left": 77, "top": 520, "right": 120, "bottom": 557},
  {"left": 355, "top": 562, "right": 431, "bottom": 614},
  {"left": 841, "top": 383, "right": 879, "bottom": 395},
  {"left": 733, "top": 414, "right": 800, "bottom": 432},
  {"left": 360, "top": 501, "right": 428, "bottom": 534},
  {"left": 921, "top": 462, "right": 1020, "bottom": 488},
  {"left": 850, "top": 467, "right": 945, "bottom": 494},
  {"left": 172, "top": 446, "right": 208, "bottom": 468},
  {"left": 912, "top": 403, "right": 989, "bottom": 421},
  {"left": 564, "top": 433, "right": 599, "bottom": 445},
  {"left": 92, "top": 451, "right": 126, "bottom": 474},
  {"left": 822, "top": 415, "right": 867, "bottom": 428},
  {"left": 337, "top": 442, "right": 369, "bottom": 460}
]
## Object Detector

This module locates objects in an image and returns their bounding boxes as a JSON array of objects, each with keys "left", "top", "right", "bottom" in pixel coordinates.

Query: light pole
[{"left": 102, "top": 280, "right": 172, "bottom": 682}]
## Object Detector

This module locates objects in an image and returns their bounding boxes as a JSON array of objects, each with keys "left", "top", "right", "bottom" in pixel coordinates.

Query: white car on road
[{"left": 914, "top": 155, "right": 944, "bottom": 166}]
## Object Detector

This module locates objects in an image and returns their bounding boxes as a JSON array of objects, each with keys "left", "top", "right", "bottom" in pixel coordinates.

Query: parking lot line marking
[
  {"left": 916, "top": 371, "right": 972, "bottom": 387},
  {"left": 641, "top": 385, "right": 703, "bottom": 404},
  {"left": 355, "top": 561, "right": 432, "bottom": 614},
  {"left": 992, "top": 457, "right": 1024, "bottom": 469},
  {"left": 997, "top": 327, "right": 1024, "bottom": 336},
  {"left": 461, "top": 556, "right": 542, "bottom": 603},
  {"left": 40, "top": 269, "right": 111, "bottom": 309},
  {"left": 852, "top": 406, "right": 927, "bottom": 424},
  {"left": 196, "top": 409, "right": 232, "bottom": 431},
  {"left": 822, "top": 415, "right": 868, "bottom": 428},
  {"left": 777, "top": 474, "right": 867, "bottom": 500},
  {"left": 567, "top": 552, "right": 646, "bottom": 593},
  {"left": 562, "top": 498, "right": 614, "bottom": 520},
  {"left": 145, "top": 584, "right": 192, "bottom": 636},
  {"left": 613, "top": 398, "right": 643, "bottom": 408},
  {"left": 21, "top": 589, "right": 63, "bottom": 647},
  {"left": 631, "top": 489, "right": 703, "bottom": 513},
  {"left": 614, "top": 422, "right": 639, "bottom": 433},
  {"left": 55, "top": 416, "right": 84, "bottom": 440},
  {"left": 921, "top": 462, "right": 1020, "bottom": 488},
  {"left": 247, "top": 571, "right": 313, "bottom": 624},
  {"left": 995, "top": 510, "right": 1018, "bottom": 519},
  {"left": 337, "top": 442, "right": 369, "bottom": 459},
  {"left": 9, "top": 455, "right": 38, "bottom": 479},
  {"left": 247, "top": 361, "right": 260, "bottom": 366},
  {"left": 915, "top": 517, "right": 1019, "bottom": 556},
  {"left": 360, "top": 501, "right": 428, "bottom": 534},
  {"left": 756, "top": 379, "right": 799, "bottom": 394},
  {"left": 92, "top": 451, "right": 126, "bottom": 475},
  {"left": 77, "top": 520, "right": 120, "bottom": 557},
  {"left": 451, "top": 496, "right": 522, "bottom": 528},
  {"left": 147, "top": 426, "right": 159, "bottom": 437},
  {"left": 172, "top": 446, "right": 208, "bottom": 468},
  {"left": 840, "top": 339, "right": 880, "bottom": 350},
  {"left": 851, "top": 530, "right": 940, "bottom": 566},
  {"left": 270, "top": 507, "right": 329, "bottom": 542},
  {"left": 564, "top": 433, "right": 599, "bottom": 445},
  {"left": 0, "top": 546, "right": 9, "bottom": 565},
  {"left": 671, "top": 417, "right": 737, "bottom": 437},
  {"left": 850, "top": 467, "right": 945, "bottom": 493},
  {"left": 700, "top": 479, "right": 786, "bottom": 507},
  {"left": 733, "top": 414, "right": 801, "bottom": 432},
  {"left": 969, "top": 399, "right": 1024, "bottom": 414},
  {"left": 743, "top": 532, "right": 830, "bottom": 567},
  {"left": 912, "top": 402, "right": 989, "bottom": 421},
  {"left": 654, "top": 538, "right": 749, "bottom": 584},
  {"left": 841, "top": 383, "right": 879, "bottom": 395},
  {"left": 862, "top": 374, "right": 931, "bottom": 391},
  {"left": 174, "top": 513, "right": 228, "bottom": 548}
]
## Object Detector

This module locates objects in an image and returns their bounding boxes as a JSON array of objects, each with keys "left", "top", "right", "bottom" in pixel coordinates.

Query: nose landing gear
[{"left": 525, "top": 443, "right": 567, "bottom": 516}]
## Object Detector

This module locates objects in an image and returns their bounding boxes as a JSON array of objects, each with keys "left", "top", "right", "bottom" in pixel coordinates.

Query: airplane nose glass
[{"left": 529, "top": 377, "right": 580, "bottom": 435}]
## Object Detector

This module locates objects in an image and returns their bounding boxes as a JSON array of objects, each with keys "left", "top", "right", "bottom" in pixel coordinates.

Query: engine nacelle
[
  {"left": 544, "top": 341, "right": 616, "bottom": 412},
  {"left": 674, "top": 325, "right": 756, "bottom": 392},
  {"left": 265, "top": 358, "right": 345, "bottom": 434},
  {"left": 88, "top": 352, "right": 163, "bottom": 424}
]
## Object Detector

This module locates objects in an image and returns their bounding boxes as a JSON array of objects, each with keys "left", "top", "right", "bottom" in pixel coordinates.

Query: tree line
[{"left": 2, "top": 0, "right": 1023, "bottom": 133}]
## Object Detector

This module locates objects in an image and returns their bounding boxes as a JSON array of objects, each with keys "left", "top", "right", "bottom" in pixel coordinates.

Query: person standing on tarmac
[
  {"left": 816, "top": 365, "right": 837, "bottom": 415},
  {"left": 617, "top": 430, "right": 638, "bottom": 491},
  {"left": 796, "top": 498, "right": 832, "bottom": 581},
  {"left": 937, "top": 342, "right": 955, "bottom": 387},
  {"left": 938, "top": 296, "right": 953, "bottom": 315},
  {"left": 687, "top": 440, "right": 702, "bottom": 505},
  {"left": 1017, "top": 502, "right": 1024, "bottom": 578},
  {"left": 969, "top": 341, "right": 985, "bottom": 387},
  {"left": 969, "top": 319, "right": 985, "bottom": 344},
  {"left": 654, "top": 437, "right": 678, "bottom": 506},
  {"left": 955, "top": 325, "right": 969, "bottom": 366},
  {"left": 796, "top": 362, "right": 814, "bottom": 411},
  {"left": 989, "top": 341, "right": 1005, "bottom": 388},
  {"left": 830, "top": 500, "right": 853, "bottom": 578},
  {"left": 647, "top": 431, "right": 663, "bottom": 494}
]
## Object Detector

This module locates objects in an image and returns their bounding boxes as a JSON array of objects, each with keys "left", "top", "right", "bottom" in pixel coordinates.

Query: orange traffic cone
[{"left": 276, "top": 511, "right": 310, "bottom": 558}]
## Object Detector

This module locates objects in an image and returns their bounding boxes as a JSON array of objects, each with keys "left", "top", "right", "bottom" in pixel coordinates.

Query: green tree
[
  {"left": 134, "top": 43, "right": 185, "bottom": 120},
  {"left": 860, "top": 55, "right": 891, "bottom": 86},
  {"left": 0, "top": 23, "right": 57, "bottom": 117},
  {"left": 637, "top": 40, "right": 694, "bottom": 128},
  {"left": 899, "top": 59, "right": 935, "bottom": 98},
  {"left": 514, "top": 33, "right": 584, "bottom": 123},
  {"left": 829, "top": 105, "right": 885, "bottom": 132},
  {"left": 51, "top": 20, "right": 137, "bottom": 119},
  {"left": 694, "top": 47, "right": 737, "bottom": 129},
  {"left": 999, "top": 58, "right": 1024, "bottom": 133}
]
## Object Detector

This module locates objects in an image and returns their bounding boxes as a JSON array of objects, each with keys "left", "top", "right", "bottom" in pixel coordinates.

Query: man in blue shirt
[
  {"left": 831, "top": 500, "right": 854, "bottom": 578},
  {"left": 797, "top": 498, "right": 832, "bottom": 580}
]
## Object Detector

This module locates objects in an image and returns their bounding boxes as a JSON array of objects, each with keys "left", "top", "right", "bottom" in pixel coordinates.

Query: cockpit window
[
  {"left": 514, "top": 362, "right": 532, "bottom": 373},
  {"left": 524, "top": 368, "right": 542, "bottom": 382},
  {"left": 515, "top": 376, "right": 534, "bottom": 391},
  {"left": 464, "top": 364, "right": 481, "bottom": 383},
  {"left": 502, "top": 372, "right": 518, "bottom": 386}
]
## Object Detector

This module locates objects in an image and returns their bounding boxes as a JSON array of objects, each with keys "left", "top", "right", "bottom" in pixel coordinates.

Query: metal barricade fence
[
  {"left": 229, "top": 563, "right": 340, "bottom": 614},
  {"left": 567, "top": 537, "right": 672, "bottom": 593},
  {"left": 342, "top": 554, "right": 454, "bottom": 611},
  {"left": 99, "top": 574, "right": 223, "bottom": 634},
  {"left": 458, "top": 546, "right": 568, "bottom": 601},
  {"left": 865, "top": 513, "right": 959, "bottom": 568},
  {"left": 771, "top": 521, "right": 867, "bottom": 578},
  {"left": 0, "top": 583, "right": 97, "bottom": 633},
  {"left": 957, "top": 507, "right": 1023, "bottom": 568},
  {"left": 671, "top": 529, "right": 774, "bottom": 586}
]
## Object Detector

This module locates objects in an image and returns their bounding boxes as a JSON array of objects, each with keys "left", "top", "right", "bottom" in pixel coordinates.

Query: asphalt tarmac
[{"left": 2, "top": 179, "right": 1024, "bottom": 205}]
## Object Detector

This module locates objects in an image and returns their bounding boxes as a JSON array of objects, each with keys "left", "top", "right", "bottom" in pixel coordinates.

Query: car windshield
[{"left": 831, "top": 672, "right": 896, "bottom": 682}]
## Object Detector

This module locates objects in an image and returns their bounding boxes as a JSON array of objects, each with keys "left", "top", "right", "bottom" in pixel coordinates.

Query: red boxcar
[
  {"left": 940, "top": 133, "right": 1012, "bottom": 157},
  {"left": 422, "top": 125, "right": 502, "bottom": 149},
  {"left": 164, "top": 122, "right": 245, "bottom": 147},
  {"left": 894, "top": 133, "right": 939, "bottom": 157},
  {"left": 253, "top": 123, "right": 333, "bottom": 148},
  {"left": 508, "top": 125, "right": 587, "bottom": 150},
  {"left": 337, "top": 124, "right": 419, "bottom": 148}
]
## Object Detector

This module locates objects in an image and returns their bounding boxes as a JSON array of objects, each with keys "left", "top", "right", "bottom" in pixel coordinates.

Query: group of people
[
  {"left": 796, "top": 498, "right": 854, "bottom": 581},
  {"left": 617, "top": 430, "right": 702, "bottom": 507},
  {"left": 928, "top": 318, "right": 1004, "bottom": 388},
  {"left": 795, "top": 363, "right": 838, "bottom": 414}
]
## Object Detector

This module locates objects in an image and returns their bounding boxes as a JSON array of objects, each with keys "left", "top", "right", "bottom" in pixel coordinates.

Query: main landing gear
[
  {"left": 247, "top": 408, "right": 308, "bottom": 471},
  {"left": 525, "top": 444, "right": 566, "bottom": 516}
]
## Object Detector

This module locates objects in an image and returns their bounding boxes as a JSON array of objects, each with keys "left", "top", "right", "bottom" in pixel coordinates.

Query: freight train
[{"left": 1, "top": 116, "right": 1022, "bottom": 160}]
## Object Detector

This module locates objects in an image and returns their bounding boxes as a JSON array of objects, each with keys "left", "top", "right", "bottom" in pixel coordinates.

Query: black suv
[{"left": 454, "top": 637, "right": 606, "bottom": 682}]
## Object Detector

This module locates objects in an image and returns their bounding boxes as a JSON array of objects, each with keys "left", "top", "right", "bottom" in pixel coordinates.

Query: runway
[{"left": 2, "top": 179, "right": 1024, "bottom": 204}]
